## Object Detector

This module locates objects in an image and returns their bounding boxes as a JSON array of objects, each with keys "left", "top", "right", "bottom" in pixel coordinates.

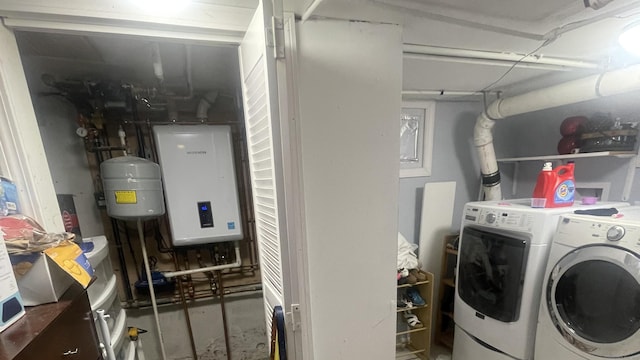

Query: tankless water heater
[{"left": 153, "top": 125, "right": 243, "bottom": 246}]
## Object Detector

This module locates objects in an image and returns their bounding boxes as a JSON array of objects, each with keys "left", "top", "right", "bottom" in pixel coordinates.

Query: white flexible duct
[{"left": 477, "top": 63, "right": 640, "bottom": 200}]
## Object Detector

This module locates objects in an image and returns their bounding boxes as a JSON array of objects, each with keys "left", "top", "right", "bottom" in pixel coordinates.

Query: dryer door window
[
  {"left": 458, "top": 227, "right": 529, "bottom": 322},
  {"left": 548, "top": 245, "right": 640, "bottom": 357}
]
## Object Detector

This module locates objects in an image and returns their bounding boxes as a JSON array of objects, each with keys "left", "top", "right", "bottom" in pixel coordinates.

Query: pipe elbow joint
[{"left": 474, "top": 114, "right": 495, "bottom": 147}]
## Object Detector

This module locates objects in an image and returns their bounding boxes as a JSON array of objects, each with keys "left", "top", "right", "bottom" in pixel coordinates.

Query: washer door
[
  {"left": 547, "top": 245, "right": 640, "bottom": 357},
  {"left": 458, "top": 226, "right": 529, "bottom": 322}
]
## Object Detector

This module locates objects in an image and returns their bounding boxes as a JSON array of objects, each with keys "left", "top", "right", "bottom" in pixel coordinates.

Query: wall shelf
[
  {"left": 397, "top": 327, "right": 428, "bottom": 336},
  {"left": 397, "top": 304, "right": 430, "bottom": 313},
  {"left": 496, "top": 150, "right": 639, "bottom": 201},
  {"left": 398, "top": 279, "right": 430, "bottom": 288},
  {"left": 497, "top": 151, "right": 636, "bottom": 163}
]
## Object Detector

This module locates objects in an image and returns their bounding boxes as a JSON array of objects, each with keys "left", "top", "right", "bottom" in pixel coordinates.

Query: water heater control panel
[{"left": 197, "top": 201, "right": 214, "bottom": 228}]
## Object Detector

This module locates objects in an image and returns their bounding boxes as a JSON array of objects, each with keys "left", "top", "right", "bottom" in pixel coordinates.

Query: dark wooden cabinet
[{"left": 0, "top": 283, "right": 101, "bottom": 360}]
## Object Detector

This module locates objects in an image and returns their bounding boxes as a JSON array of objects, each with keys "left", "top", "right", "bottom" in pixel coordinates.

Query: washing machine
[
  {"left": 452, "top": 199, "right": 629, "bottom": 360},
  {"left": 535, "top": 206, "right": 640, "bottom": 360}
]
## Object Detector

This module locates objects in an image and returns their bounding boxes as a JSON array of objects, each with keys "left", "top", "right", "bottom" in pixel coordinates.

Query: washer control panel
[
  {"left": 556, "top": 217, "right": 640, "bottom": 251},
  {"left": 463, "top": 206, "right": 534, "bottom": 231},
  {"left": 606, "top": 225, "right": 626, "bottom": 241}
]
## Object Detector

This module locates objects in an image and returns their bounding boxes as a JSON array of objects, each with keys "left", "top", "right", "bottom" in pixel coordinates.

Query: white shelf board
[{"left": 497, "top": 151, "right": 636, "bottom": 163}]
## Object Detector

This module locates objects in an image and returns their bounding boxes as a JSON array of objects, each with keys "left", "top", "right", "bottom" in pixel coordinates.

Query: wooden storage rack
[
  {"left": 396, "top": 271, "right": 434, "bottom": 359},
  {"left": 435, "top": 234, "right": 459, "bottom": 349}
]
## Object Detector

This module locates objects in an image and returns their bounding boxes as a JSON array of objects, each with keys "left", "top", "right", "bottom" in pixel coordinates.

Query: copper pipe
[
  {"left": 173, "top": 253, "right": 198, "bottom": 359},
  {"left": 122, "top": 283, "right": 262, "bottom": 309},
  {"left": 217, "top": 270, "right": 232, "bottom": 360}
]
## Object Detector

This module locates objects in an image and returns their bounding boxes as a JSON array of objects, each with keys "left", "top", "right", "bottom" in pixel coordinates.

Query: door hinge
[
  {"left": 267, "top": 16, "right": 285, "bottom": 59},
  {"left": 286, "top": 303, "right": 302, "bottom": 332}
]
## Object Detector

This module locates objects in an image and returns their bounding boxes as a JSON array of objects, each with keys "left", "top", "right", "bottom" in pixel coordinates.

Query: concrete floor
[{"left": 396, "top": 343, "right": 452, "bottom": 360}]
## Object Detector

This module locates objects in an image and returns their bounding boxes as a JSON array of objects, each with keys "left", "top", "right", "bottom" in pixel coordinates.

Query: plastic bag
[
  {"left": 397, "top": 232, "right": 419, "bottom": 270},
  {"left": 0, "top": 214, "right": 75, "bottom": 255}
]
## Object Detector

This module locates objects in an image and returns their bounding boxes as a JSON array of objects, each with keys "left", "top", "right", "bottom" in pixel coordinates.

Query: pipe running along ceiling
[{"left": 476, "top": 64, "right": 640, "bottom": 200}]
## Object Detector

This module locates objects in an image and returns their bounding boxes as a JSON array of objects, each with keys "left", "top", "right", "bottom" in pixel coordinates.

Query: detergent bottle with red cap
[{"left": 531, "top": 162, "right": 575, "bottom": 208}]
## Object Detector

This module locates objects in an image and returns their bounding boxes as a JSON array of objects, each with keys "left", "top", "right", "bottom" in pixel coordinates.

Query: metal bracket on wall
[
  {"left": 271, "top": 16, "right": 285, "bottom": 59},
  {"left": 287, "top": 303, "right": 302, "bottom": 332}
]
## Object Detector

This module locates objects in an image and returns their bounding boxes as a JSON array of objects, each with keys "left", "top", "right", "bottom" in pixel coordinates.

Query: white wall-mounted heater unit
[{"left": 153, "top": 125, "right": 243, "bottom": 246}]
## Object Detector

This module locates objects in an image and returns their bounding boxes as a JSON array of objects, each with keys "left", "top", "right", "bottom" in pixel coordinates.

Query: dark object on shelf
[
  {"left": 579, "top": 128, "right": 638, "bottom": 153},
  {"left": 557, "top": 135, "right": 579, "bottom": 155},
  {"left": 560, "top": 116, "right": 587, "bottom": 136},
  {"left": 559, "top": 113, "right": 639, "bottom": 154}
]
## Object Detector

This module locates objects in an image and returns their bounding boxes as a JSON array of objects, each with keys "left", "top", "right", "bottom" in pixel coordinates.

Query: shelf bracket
[
  {"left": 622, "top": 154, "right": 639, "bottom": 201},
  {"left": 511, "top": 162, "right": 519, "bottom": 197}
]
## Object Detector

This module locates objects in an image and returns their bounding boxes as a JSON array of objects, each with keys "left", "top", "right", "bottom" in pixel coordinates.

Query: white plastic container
[
  {"left": 83, "top": 235, "right": 127, "bottom": 357},
  {"left": 84, "top": 236, "right": 115, "bottom": 311}
]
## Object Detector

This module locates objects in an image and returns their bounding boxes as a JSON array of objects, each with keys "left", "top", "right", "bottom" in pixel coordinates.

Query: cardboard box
[
  {"left": 0, "top": 232, "right": 25, "bottom": 332},
  {"left": 10, "top": 252, "right": 74, "bottom": 306},
  {"left": 10, "top": 242, "right": 94, "bottom": 306}
]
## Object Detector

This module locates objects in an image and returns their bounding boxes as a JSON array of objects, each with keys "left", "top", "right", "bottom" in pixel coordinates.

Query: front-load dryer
[
  {"left": 453, "top": 199, "right": 629, "bottom": 360},
  {"left": 535, "top": 206, "right": 640, "bottom": 360}
]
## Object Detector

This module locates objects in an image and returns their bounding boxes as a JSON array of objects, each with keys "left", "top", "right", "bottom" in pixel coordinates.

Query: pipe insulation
[
  {"left": 477, "top": 63, "right": 640, "bottom": 201},
  {"left": 152, "top": 43, "right": 164, "bottom": 83},
  {"left": 196, "top": 91, "right": 219, "bottom": 121},
  {"left": 403, "top": 44, "right": 601, "bottom": 70}
]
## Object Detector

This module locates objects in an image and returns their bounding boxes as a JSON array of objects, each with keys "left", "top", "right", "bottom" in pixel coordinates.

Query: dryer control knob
[
  {"left": 485, "top": 213, "right": 497, "bottom": 224},
  {"left": 607, "top": 225, "right": 625, "bottom": 241}
]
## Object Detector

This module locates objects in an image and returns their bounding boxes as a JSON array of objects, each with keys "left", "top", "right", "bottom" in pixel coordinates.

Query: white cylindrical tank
[{"left": 101, "top": 156, "right": 165, "bottom": 220}]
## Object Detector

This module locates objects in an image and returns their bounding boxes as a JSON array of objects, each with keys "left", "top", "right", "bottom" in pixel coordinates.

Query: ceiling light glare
[
  {"left": 619, "top": 22, "right": 640, "bottom": 57},
  {"left": 135, "top": 0, "right": 191, "bottom": 15}
]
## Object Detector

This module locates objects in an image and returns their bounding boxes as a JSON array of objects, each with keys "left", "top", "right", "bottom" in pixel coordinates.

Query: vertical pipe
[
  {"left": 172, "top": 254, "right": 198, "bottom": 359},
  {"left": 217, "top": 270, "right": 232, "bottom": 360},
  {"left": 97, "top": 309, "right": 117, "bottom": 360},
  {"left": 137, "top": 219, "right": 168, "bottom": 360},
  {"left": 121, "top": 220, "right": 140, "bottom": 280}
]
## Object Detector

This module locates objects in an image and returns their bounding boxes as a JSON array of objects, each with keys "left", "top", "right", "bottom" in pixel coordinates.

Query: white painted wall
[
  {"left": 397, "top": 101, "right": 484, "bottom": 243},
  {"left": 19, "top": 54, "right": 108, "bottom": 237},
  {"left": 31, "top": 95, "right": 106, "bottom": 237},
  {"left": 296, "top": 19, "right": 402, "bottom": 360}
]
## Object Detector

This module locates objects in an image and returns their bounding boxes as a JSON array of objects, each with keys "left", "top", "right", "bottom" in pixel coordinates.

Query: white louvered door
[{"left": 238, "top": 0, "right": 287, "bottom": 341}]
